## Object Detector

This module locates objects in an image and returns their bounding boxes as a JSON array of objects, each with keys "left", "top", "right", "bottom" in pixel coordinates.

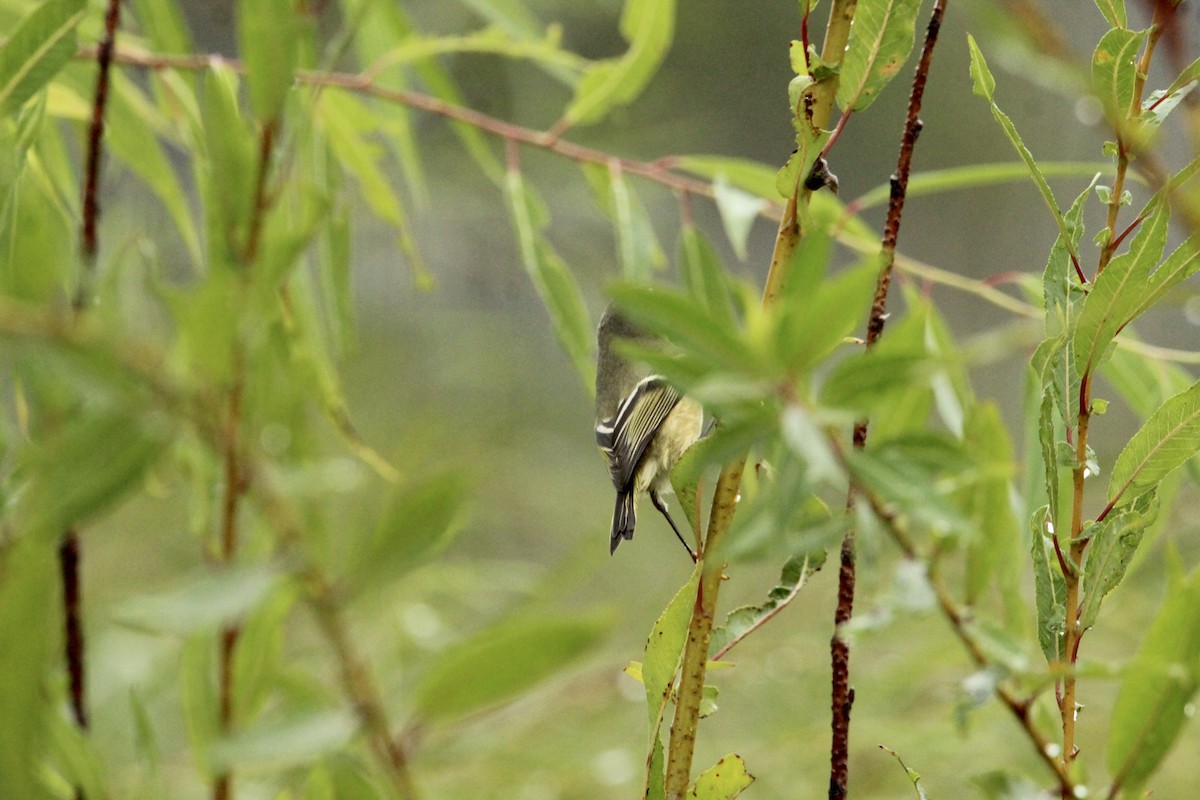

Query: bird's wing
[{"left": 595, "top": 376, "right": 681, "bottom": 491}]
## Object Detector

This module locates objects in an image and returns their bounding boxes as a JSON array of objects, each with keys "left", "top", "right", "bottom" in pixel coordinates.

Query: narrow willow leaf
[
  {"left": 713, "top": 176, "right": 765, "bottom": 261},
  {"left": 1042, "top": 182, "right": 1092, "bottom": 429},
  {"left": 19, "top": 407, "right": 168, "bottom": 542},
  {"left": 1107, "top": 567, "right": 1200, "bottom": 794},
  {"left": 1124, "top": 231, "right": 1200, "bottom": 324},
  {"left": 669, "top": 441, "right": 704, "bottom": 545},
  {"left": 561, "top": 0, "right": 676, "bottom": 126},
  {"left": 354, "top": 471, "right": 470, "bottom": 589},
  {"left": 504, "top": 168, "right": 594, "bottom": 395},
  {"left": 180, "top": 634, "right": 219, "bottom": 773},
  {"left": 835, "top": 0, "right": 922, "bottom": 112},
  {"left": 688, "top": 753, "right": 754, "bottom": 799},
  {"left": 678, "top": 225, "right": 734, "bottom": 328},
  {"left": 106, "top": 73, "right": 201, "bottom": 264},
  {"left": 412, "top": 613, "right": 609, "bottom": 723},
  {"left": 238, "top": 0, "right": 300, "bottom": 122},
  {"left": 1092, "top": 28, "right": 1145, "bottom": 122},
  {"left": 962, "top": 403, "right": 1021, "bottom": 607},
  {"left": 1078, "top": 491, "right": 1158, "bottom": 630},
  {"left": 1036, "top": 384, "right": 1061, "bottom": 532},
  {"left": 1093, "top": 0, "right": 1126, "bottom": 28},
  {"left": 213, "top": 711, "right": 357, "bottom": 771},
  {"left": 48, "top": 709, "right": 110, "bottom": 800},
  {"left": 972, "top": 770, "right": 1047, "bottom": 800},
  {"left": 643, "top": 566, "right": 701, "bottom": 734},
  {"left": 880, "top": 747, "right": 930, "bottom": 800},
  {"left": 1030, "top": 506, "right": 1066, "bottom": 663},
  {"left": 130, "top": 0, "right": 193, "bottom": 53},
  {"left": 646, "top": 736, "right": 666, "bottom": 800},
  {"left": 0, "top": 539, "right": 56, "bottom": 800},
  {"left": 1109, "top": 378, "right": 1200, "bottom": 507},
  {"left": 675, "top": 155, "right": 781, "bottom": 201},
  {"left": 1074, "top": 199, "right": 1168, "bottom": 376},
  {"left": 777, "top": 257, "right": 877, "bottom": 374},
  {"left": 847, "top": 437, "right": 973, "bottom": 537},
  {"left": 114, "top": 566, "right": 280, "bottom": 635},
  {"left": 967, "top": 36, "right": 1075, "bottom": 258},
  {"left": 0, "top": 0, "right": 86, "bottom": 117},
  {"left": 852, "top": 161, "right": 1116, "bottom": 212},
  {"left": 583, "top": 162, "right": 664, "bottom": 282},
  {"left": 709, "top": 554, "right": 821, "bottom": 657},
  {"left": 202, "top": 66, "right": 254, "bottom": 269},
  {"left": 609, "top": 284, "right": 761, "bottom": 376}
]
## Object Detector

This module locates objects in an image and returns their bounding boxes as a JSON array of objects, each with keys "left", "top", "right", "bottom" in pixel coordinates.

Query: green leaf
[
  {"left": 847, "top": 436, "right": 973, "bottom": 537},
  {"left": 1124, "top": 231, "right": 1200, "bottom": 324},
  {"left": 1107, "top": 567, "right": 1200, "bottom": 794},
  {"left": 201, "top": 65, "right": 254, "bottom": 270},
  {"left": 505, "top": 168, "right": 595, "bottom": 396},
  {"left": 674, "top": 156, "right": 782, "bottom": 201},
  {"left": 1030, "top": 506, "right": 1066, "bottom": 663},
  {"left": 713, "top": 176, "right": 765, "bottom": 261},
  {"left": 967, "top": 36, "right": 1075, "bottom": 262},
  {"left": 1109, "top": 378, "right": 1200, "bottom": 507},
  {"left": 1093, "top": 0, "right": 1126, "bottom": 28},
  {"left": 688, "top": 753, "right": 754, "bottom": 799},
  {"left": 678, "top": 225, "right": 735, "bottom": 328},
  {"left": 47, "top": 709, "right": 110, "bottom": 800},
  {"left": 852, "top": 162, "right": 1116, "bottom": 213},
  {"left": 583, "top": 162, "right": 665, "bottom": 283},
  {"left": 961, "top": 403, "right": 1020, "bottom": 607},
  {"left": 413, "top": 613, "right": 609, "bottom": 723},
  {"left": 113, "top": 566, "right": 281, "bottom": 635},
  {"left": 609, "top": 284, "right": 762, "bottom": 377},
  {"left": 777, "top": 257, "right": 877, "bottom": 374},
  {"left": 106, "top": 73, "right": 202, "bottom": 264},
  {"left": 972, "top": 770, "right": 1048, "bottom": 800},
  {"left": 709, "top": 553, "right": 822, "bottom": 658},
  {"left": 836, "top": 0, "right": 923, "bottom": 112},
  {"left": 180, "top": 634, "right": 220, "bottom": 773},
  {"left": 561, "top": 0, "right": 676, "bottom": 126},
  {"left": 18, "top": 406, "right": 168, "bottom": 542},
  {"left": 1041, "top": 181, "right": 1092, "bottom": 429},
  {"left": 1078, "top": 491, "right": 1158, "bottom": 630},
  {"left": 353, "top": 471, "right": 470, "bottom": 590},
  {"left": 213, "top": 711, "right": 357, "bottom": 771},
  {"left": 646, "top": 736, "right": 666, "bottom": 800},
  {"left": 0, "top": 0, "right": 86, "bottom": 117},
  {"left": 1074, "top": 199, "right": 1168, "bottom": 376},
  {"left": 0, "top": 538, "right": 56, "bottom": 800},
  {"left": 130, "top": 0, "right": 193, "bottom": 53},
  {"left": 1092, "top": 28, "right": 1145, "bottom": 123},
  {"left": 880, "top": 746, "right": 929, "bottom": 800},
  {"left": 318, "top": 89, "right": 431, "bottom": 284},
  {"left": 643, "top": 566, "right": 700, "bottom": 734},
  {"left": 238, "top": 0, "right": 300, "bottom": 122}
]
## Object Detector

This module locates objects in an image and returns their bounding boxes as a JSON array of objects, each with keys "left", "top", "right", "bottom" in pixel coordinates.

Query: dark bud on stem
[{"left": 805, "top": 157, "right": 839, "bottom": 194}]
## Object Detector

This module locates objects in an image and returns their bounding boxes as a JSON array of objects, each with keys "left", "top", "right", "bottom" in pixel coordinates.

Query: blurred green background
[{"left": 80, "top": 1, "right": 1200, "bottom": 797}]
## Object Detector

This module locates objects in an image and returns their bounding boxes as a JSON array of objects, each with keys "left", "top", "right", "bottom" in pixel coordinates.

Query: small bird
[{"left": 594, "top": 306, "right": 703, "bottom": 560}]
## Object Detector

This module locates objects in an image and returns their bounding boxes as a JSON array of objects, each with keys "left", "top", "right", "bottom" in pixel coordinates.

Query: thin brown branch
[
  {"left": 87, "top": 45, "right": 733, "bottom": 211},
  {"left": 61, "top": 7, "right": 122, "bottom": 796},
  {"left": 830, "top": 5, "right": 946, "bottom": 799}
]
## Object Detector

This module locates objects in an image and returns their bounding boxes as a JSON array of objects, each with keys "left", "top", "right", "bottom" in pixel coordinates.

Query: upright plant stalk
[
  {"left": 60, "top": 5, "right": 121, "bottom": 794},
  {"left": 212, "top": 117, "right": 279, "bottom": 800},
  {"left": 663, "top": 4, "right": 858, "bottom": 797},
  {"left": 831, "top": 5, "right": 946, "bottom": 798},
  {"left": 1057, "top": 6, "right": 1165, "bottom": 774}
]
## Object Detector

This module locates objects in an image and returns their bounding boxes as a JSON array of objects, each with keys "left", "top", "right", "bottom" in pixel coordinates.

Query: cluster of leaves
[{"left": 0, "top": 0, "right": 654, "bottom": 797}]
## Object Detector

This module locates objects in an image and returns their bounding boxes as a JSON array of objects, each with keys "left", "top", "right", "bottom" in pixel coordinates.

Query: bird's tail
[{"left": 610, "top": 490, "right": 637, "bottom": 554}]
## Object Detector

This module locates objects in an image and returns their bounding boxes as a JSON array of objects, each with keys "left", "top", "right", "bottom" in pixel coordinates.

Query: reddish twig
[
  {"left": 830, "top": 4, "right": 946, "bottom": 799},
  {"left": 61, "top": 6, "right": 122, "bottom": 794}
]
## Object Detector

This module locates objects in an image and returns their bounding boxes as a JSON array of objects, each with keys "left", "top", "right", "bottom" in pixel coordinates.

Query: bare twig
[
  {"left": 829, "top": 5, "right": 947, "bottom": 799},
  {"left": 61, "top": 6, "right": 122, "bottom": 794}
]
